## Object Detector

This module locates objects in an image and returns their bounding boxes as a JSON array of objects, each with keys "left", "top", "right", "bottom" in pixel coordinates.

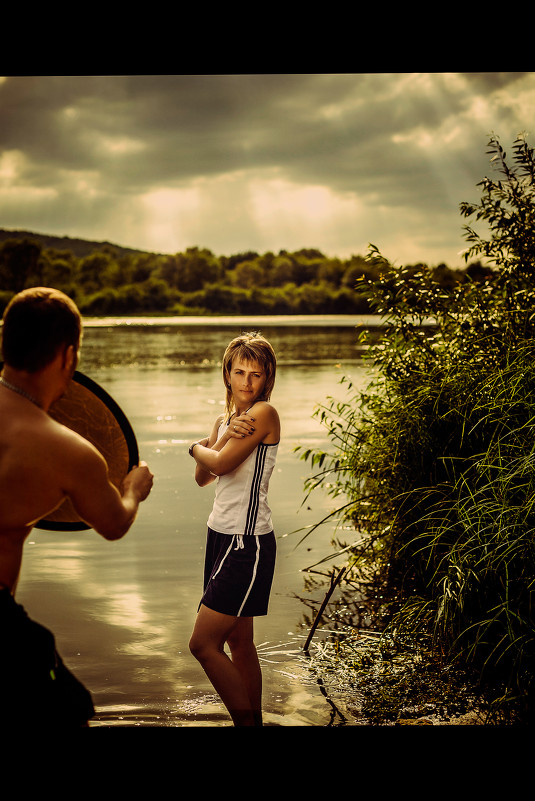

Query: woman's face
[{"left": 228, "top": 356, "right": 267, "bottom": 411}]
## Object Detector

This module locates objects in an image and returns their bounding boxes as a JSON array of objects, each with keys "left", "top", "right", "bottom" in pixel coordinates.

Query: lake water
[{"left": 16, "top": 315, "right": 372, "bottom": 727}]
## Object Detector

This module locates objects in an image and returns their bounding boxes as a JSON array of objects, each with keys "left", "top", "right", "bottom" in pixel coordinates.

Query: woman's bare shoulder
[
  {"left": 249, "top": 400, "right": 279, "bottom": 420},
  {"left": 249, "top": 402, "right": 280, "bottom": 443}
]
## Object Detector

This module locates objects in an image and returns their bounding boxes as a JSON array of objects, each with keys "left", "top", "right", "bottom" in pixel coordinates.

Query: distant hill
[{"left": 0, "top": 228, "right": 157, "bottom": 259}]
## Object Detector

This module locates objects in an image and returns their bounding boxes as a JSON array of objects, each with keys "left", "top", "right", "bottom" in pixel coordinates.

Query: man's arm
[{"left": 62, "top": 433, "right": 153, "bottom": 540}]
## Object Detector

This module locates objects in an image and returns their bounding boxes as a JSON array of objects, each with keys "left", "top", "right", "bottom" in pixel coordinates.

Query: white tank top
[{"left": 207, "top": 419, "right": 279, "bottom": 536}]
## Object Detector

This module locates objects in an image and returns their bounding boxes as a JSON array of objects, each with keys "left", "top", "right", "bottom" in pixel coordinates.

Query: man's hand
[{"left": 123, "top": 461, "right": 153, "bottom": 502}]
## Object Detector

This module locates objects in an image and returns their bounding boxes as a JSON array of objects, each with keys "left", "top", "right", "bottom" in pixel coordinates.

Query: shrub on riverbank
[{"left": 300, "top": 134, "right": 535, "bottom": 723}]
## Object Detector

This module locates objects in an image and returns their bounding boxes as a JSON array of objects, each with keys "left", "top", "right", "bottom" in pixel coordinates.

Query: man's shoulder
[{"left": 41, "top": 415, "right": 100, "bottom": 460}]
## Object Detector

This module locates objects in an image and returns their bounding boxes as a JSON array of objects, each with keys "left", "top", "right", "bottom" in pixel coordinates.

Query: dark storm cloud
[
  {"left": 460, "top": 72, "right": 529, "bottom": 92},
  {"left": 0, "top": 73, "right": 526, "bottom": 187},
  {"left": 0, "top": 73, "right": 488, "bottom": 194},
  {"left": 0, "top": 73, "right": 533, "bottom": 262},
  {"left": 1, "top": 74, "right": 327, "bottom": 183}
]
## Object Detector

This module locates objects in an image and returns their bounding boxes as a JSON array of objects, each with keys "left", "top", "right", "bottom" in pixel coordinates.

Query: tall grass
[{"left": 299, "top": 135, "right": 535, "bottom": 721}]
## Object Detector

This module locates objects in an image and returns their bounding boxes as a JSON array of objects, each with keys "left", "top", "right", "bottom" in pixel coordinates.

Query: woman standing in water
[{"left": 188, "top": 332, "right": 279, "bottom": 727}]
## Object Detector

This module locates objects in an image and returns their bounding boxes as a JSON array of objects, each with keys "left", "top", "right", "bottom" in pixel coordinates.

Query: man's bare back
[
  {"left": 0, "top": 286, "right": 153, "bottom": 727},
  {"left": 0, "top": 384, "right": 153, "bottom": 591},
  {"left": 0, "top": 287, "right": 153, "bottom": 592}
]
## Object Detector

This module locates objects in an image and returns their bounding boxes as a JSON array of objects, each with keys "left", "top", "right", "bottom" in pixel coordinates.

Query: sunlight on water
[{"left": 17, "top": 317, "right": 372, "bottom": 726}]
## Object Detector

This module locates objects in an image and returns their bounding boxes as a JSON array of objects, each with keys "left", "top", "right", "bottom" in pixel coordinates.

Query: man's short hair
[{"left": 1, "top": 287, "right": 82, "bottom": 373}]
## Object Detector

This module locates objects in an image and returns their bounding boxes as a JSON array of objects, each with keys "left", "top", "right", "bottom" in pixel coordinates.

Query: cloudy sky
[{"left": 0, "top": 72, "right": 533, "bottom": 267}]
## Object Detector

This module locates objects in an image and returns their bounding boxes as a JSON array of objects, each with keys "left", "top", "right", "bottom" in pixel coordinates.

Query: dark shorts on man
[
  {"left": 201, "top": 528, "right": 276, "bottom": 618},
  {"left": 0, "top": 588, "right": 95, "bottom": 727}
]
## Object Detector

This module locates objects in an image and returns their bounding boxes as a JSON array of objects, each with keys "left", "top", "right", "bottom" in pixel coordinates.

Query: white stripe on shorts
[{"left": 237, "top": 535, "right": 261, "bottom": 616}]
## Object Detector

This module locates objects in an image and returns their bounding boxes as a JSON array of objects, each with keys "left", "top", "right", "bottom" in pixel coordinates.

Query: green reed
[{"left": 298, "top": 135, "right": 535, "bottom": 721}]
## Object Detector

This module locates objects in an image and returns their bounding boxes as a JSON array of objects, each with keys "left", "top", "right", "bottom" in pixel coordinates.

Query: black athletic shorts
[
  {"left": 0, "top": 589, "right": 95, "bottom": 727},
  {"left": 200, "top": 528, "right": 276, "bottom": 617}
]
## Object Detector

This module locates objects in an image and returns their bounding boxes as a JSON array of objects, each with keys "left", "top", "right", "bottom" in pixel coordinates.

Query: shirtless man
[{"left": 0, "top": 287, "right": 154, "bottom": 727}]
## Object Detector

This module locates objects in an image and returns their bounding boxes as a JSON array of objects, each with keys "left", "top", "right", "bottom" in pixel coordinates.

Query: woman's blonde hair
[{"left": 222, "top": 332, "right": 277, "bottom": 417}]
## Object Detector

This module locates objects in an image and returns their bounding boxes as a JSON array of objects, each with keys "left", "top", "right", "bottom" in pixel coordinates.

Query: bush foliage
[{"left": 300, "top": 134, "right": 535, "bottom": 722}]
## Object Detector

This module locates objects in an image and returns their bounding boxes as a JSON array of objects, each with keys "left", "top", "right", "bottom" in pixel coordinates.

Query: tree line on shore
[{"left": 0, "top": 232, "right": 492, "bottom": 316}]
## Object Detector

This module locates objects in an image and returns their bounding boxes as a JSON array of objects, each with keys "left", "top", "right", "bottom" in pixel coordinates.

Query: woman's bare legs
[
  {"left": 226, "top": 616, "right": 263, "bottom": 725},
  {"left": 189, "top": 604, "right": 263, "bottom": 726}
]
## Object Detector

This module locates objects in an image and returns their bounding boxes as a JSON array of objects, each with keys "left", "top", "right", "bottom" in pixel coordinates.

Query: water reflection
[
  {"left": 80, "top": 315, "right": 366, "bottom": 371},
  {"left": 17, "top": 317, "right": 372, "bottom": 726}
]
